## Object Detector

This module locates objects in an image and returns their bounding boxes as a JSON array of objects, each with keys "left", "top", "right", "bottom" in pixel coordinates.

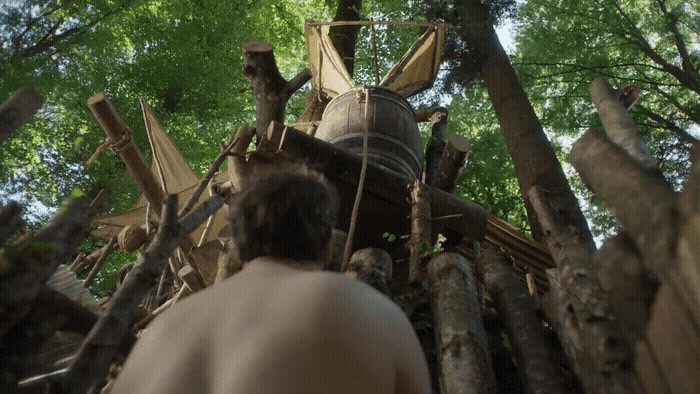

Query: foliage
[
  {"left": 513, "top": 0, "right": 699, "bottom": 234},
  {"left": 514, "top": 0, "right": 698, "bottom": 172}
]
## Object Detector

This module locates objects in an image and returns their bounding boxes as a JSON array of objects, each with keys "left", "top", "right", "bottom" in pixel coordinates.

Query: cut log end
[
  {"left": 86, "top": 92, "right": 108, "bottom": 106},
  {"left": 446, "top": 134, "right": 470, "bottom": 153},
  {"left": 242, "top": 40, "right": 273, "bottom": 54}
]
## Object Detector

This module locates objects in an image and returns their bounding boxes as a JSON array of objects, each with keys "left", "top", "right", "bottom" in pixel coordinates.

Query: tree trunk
[
  {"left": 528, "top": 185, "right": 634, "bottom": 393},
  {"left": 590, "top": 79, "right": 656, "bottom": 168},
  {"left": 428, "top": 252, "right": 495, "bottom": 393},
  {"left": 454, "top": 0, "right": 592, "bottom": 245},
  {"left": 569, "top": 128, "right": 675, "bottom": 274}
]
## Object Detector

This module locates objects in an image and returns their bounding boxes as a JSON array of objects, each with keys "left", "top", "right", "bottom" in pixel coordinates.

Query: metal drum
[{"left": 315, "top": 86, "right": 423, "bottom": 179}]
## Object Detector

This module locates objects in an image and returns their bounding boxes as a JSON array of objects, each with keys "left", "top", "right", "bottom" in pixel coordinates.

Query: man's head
[{"left": 227, "top": 167, "right": 338, "bottom": 263}]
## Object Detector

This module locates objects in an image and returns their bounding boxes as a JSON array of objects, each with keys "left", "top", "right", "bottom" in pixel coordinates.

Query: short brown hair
[{"left": 227, "top": 168, "right": 338, "bottom": 262}]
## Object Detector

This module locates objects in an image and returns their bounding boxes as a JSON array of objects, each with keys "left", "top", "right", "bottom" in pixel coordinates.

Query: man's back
[{"left": 112, "top": 257, "right": 431, "bottom": 393}]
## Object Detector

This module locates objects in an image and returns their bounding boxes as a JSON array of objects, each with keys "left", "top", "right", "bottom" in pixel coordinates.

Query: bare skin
[{"left": 112, "top": 257, "right": 431, "bottom": 393}]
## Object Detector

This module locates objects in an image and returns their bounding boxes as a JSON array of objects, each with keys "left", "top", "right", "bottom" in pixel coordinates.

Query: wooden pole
[
  {"left": 528, "top": 185, "right": 633, "bottom": 392},
  {"left": 83, "top": 237, "right": 117, "bottom": 288},
  {"left": 432, "top": 134, "right": 470, "bottom": 193},
  {"left": 409, "top": 180, "right": 432, "bottom": 283},
  {"left": 0, "top": 197, "right": 91, "bottom": 339},
  {"left": 87, "top": 92, "right": 164, "bottom": 217},
  {"left": 428, "top": 252, "right": 495, "bottom": 393},
  {"left": 0, "top": 88, "right": 44, "bottom": 143},
  {"left": 423, "top": 109, "right": 447, "bottom": 185},
  {"left": 342, "top": 247, "right": 392, "bottom": 295},
  {"left": 476, "top": 250, "right": 566, "bottom": 393},
  {"left": 227, "top": 124, "right": 255, "bottom": 192},
  {"left": 590, "top": 79, "right": 656, "bottom": 168},
  {"left": 242, "top": 40, "right": 311, "bottom": 139},
  {"left": 569, "top": 128, "right": 675, "bottom": 274}
]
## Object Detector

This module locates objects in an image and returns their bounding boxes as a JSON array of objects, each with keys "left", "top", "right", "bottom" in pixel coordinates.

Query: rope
[
  {"left": 109, "top": 127, "right": 134, "bottom": 155},
  {"left": 342, "top": 86, "right": 371, "bottom": 266}
]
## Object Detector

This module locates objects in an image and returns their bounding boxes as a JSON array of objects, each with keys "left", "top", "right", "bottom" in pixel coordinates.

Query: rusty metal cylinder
[{"left": 315, "top": 86, "right": 424, "bottom": 179}]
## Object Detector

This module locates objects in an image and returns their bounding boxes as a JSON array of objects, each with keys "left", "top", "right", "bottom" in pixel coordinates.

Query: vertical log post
[
  {"left": 424, "top": 108, "right": 448, "bottom": 185},
  {"left": 432, "top": 134, "right": 471, "bottom": 193},
  {"left": 477, "top": 249, "right": 566, "bottom": 393},
  {"left": 428, "top": 252, "right": 495, "bottom": 393},
  {"left": 409, "top": 180, "right": 432, "bottom": 283},
  {"left": 341, "top": 247, "right": 392, "bottom": 295},
  {"left": 227, "top": 124, "right": 255, "bottom": 192},
  {"left": 242, "top": 40, "right": 311, "bottom": 139}
]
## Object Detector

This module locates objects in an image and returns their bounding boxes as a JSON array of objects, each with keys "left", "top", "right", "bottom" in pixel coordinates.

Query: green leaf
[{"left": 71, "top": 188, "right": 85, "bottom": 198}]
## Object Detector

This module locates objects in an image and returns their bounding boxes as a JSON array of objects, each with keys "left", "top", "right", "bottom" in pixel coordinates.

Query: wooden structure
[{"left": 1, "top": 21, "right": 698, "bottom": 394}]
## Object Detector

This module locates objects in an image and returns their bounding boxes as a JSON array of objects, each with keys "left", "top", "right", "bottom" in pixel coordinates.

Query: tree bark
[
  {"left": 432, "top": 134, "right": 470, "bottom": 193},
  {"left": 226, "top": 124, "right": 255, "bottom": 192},
  {"left": 61, "top": 194, "right": 223, "bottom": 393},
  {"left": 408, "top": 180, "right": 432, "bottom": 283},
  {"left": 477, "top": 249, "right": 566, "bottom": 394},
  {"left": 528, "top": 185, "right": 633, "bottom": 393},
  {"left": 428, "top": 252, "right": 495, "bottom": 393},
  {"left": 0, "top": 88, "right": 44, "bottom": 143},
  {"left": 83, "top": 236, "right": 117, "bottom": 287},
  {"left": 590, "top": 79, "right": 656, "bottom": 168},
  {"left": 569, "top": 128, "right": 675, "bottom": 274},
  {"left": 242, "top": 40, "right": 311, "bottom": 138},
  {"left": 454, "top": 0, "right": 593, "bottom": 245},
  {"left": 341, "top": 247, "right": 392, "bottom": 295},
  {"left": 593, "top": 233, "right": 658, "bottom": 343}
]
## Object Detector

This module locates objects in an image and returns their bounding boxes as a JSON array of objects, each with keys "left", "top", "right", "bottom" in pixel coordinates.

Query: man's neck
[{"left": 246, "top": 256, "right": 326, "bottom": 272}]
